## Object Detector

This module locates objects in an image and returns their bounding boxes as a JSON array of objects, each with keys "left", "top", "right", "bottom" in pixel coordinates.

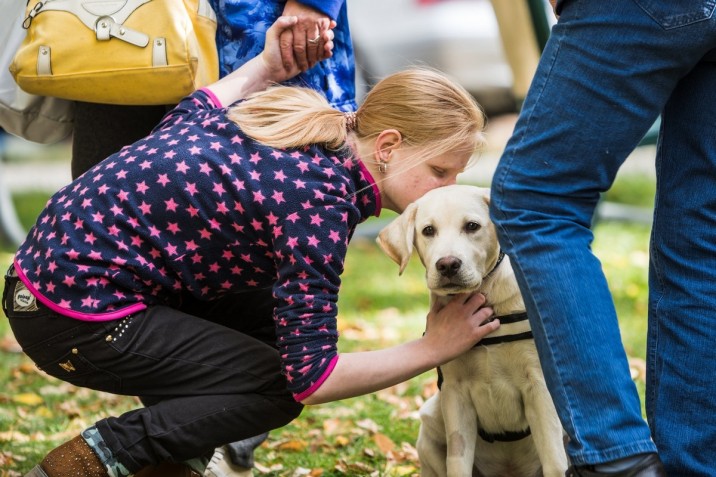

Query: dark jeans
[{"left": 2, "top": 269, "right": 302, "bottom": 472}]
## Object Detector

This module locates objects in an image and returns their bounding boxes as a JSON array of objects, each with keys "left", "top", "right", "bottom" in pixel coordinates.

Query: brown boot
[
  {"left": 25, "top": 435, "right": 109, "bottom": 477},
  {"left": 133, "top": 462, "right": 201, "bottom": 477}
]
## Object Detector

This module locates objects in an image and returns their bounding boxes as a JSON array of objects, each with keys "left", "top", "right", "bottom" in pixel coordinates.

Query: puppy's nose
[{"left": 436, "top": 256, "right": 462, "bottom": 278}]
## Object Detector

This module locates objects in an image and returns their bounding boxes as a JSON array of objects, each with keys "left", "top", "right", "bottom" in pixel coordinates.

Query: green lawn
[{"left": 0, "top": 174, "right": 654, "bottom": 476}]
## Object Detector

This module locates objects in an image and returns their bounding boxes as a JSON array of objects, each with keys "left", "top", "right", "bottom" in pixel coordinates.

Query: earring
[{"left": 378, "top": 161, "right": 388, "bottom": 173}]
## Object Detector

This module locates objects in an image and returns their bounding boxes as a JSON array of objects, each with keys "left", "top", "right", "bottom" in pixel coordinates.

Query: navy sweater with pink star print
[{"left": 13, "top": 89, "right": 381, "bottom": 400}]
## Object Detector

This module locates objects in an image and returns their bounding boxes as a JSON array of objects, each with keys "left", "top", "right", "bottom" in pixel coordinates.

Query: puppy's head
[{"left": 376, "top": 185, "right": 500, "bottom": 297}]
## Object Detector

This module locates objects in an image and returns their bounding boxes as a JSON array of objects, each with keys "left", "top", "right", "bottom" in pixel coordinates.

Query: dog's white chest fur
[{"left": 441, "top": 343, "right": 540, "bottom": 433}]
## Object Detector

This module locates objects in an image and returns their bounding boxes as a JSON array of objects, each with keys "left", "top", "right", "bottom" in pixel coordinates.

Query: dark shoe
[
  {"left": 133, "top": 462, "right": 201, "bottom": 477},
  {"left": 225, "top": 433, "right": 269, "bottom": 468},
  {"left": 25, "top": 435, "right": 109, "bottom": 477},
  {"left": 566, "top": 453, "right": 666, "bottom": 477}
]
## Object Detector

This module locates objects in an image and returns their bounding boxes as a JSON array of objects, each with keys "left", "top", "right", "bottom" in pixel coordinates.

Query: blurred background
[
  {"left": 350, "top": 0, "right": 554, "bottom": 114},
  {"left": 0, "top": 0, "right": 561, "bottom": 246}
]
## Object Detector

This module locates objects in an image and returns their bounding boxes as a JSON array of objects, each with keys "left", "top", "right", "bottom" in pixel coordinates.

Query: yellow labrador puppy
[{"left": 377, "top": 184, "right": 567, "bottom": 477}]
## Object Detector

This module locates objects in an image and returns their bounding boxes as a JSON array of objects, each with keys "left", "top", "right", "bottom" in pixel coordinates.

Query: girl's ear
[{"left": 374, "top": 129, "right": 402, "bottom": 163}]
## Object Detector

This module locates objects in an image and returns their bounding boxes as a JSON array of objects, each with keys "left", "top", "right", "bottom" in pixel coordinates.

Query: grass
[{"left": 0, "top": 172, "right": 654, "bottom": 476}]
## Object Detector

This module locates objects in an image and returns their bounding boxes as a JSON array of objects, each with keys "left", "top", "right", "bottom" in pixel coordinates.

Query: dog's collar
[{"left": 483, "top": 250, "right": 505, "bottom": 280}]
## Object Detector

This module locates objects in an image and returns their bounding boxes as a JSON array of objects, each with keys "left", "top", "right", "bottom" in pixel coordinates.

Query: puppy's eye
[
  {"left": 422, "top": 225, "right": 436, "bottom": 237},
  {"left": 465, "top": 221, "right": 481, "bottom": 233}
]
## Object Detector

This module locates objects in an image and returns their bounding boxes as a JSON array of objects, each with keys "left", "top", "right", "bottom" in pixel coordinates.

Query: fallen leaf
[
  {"left": 322, "top": 418, "right": 344, "bottom": 435},
  {"left": 12, "top": 392, "right": 44, "bottom": 406},
  {"left": 0, "top": 450, "right": 27, "bottom": 465},
  {"left": 373, "top": 433, "right": 396, "bottom": 454},
  {"left": 0, "top": 431, "right": 31, "bottom": 443},
  {"left": 35, "top": 406, "right": 54, "bottom": 419},
  {"left": 334, "top": 435, "right": 351, "bottom": 447},
  {"left": 275, "top": 439, "right": 307, "bottom": 452},
  {"left": 356, "top": 418, "right": 380, "bottom": 433},
  {"left": 290, "top": 467, "right": 312, "bottom": 477},
  {"left": 58, "top": 401, "right": 83, "bottom": 419},
  {"left": 254, "top": 462, "right": 284, "bottom": 474},
  {"left": 388, "top": 464, "right": 418, "bottom": 476},
  {"left": 334, "top": 459, "right": 375, "bottom": 474}
]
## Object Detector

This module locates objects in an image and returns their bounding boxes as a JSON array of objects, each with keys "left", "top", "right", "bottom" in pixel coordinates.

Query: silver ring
[{"left": 308, "top": 35, "right": 321, "bottom": 45}]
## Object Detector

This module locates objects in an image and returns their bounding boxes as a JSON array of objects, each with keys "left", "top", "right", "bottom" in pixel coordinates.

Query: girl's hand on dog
[
  {"left": 423, "top": 292, "right": 500, "bottom": 365},
  {"left": 300, "top": 293, "right": 498, "bottom": 405}
]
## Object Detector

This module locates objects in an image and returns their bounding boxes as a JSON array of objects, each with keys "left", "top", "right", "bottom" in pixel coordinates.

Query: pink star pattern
[{"left": 14, "top": 90, "right": 380, "bottom": 397}]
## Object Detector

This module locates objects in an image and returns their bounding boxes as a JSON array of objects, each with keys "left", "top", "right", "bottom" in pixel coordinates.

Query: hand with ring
[{"left": 280, "top": 0, "right": 334, "bottom": 71}]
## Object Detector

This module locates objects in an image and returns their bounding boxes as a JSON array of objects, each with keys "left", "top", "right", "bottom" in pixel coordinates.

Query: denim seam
[
  {"left": 644, "top": 120, "right": 666, "bottom": 442},
  {"left": 493, "top": 18, "right": 588, "bottom": 458}
]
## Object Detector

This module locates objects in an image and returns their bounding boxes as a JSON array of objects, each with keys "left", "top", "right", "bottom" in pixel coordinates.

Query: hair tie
[{"left": 344, "top": 111, "right": 357, "bottom": 131}]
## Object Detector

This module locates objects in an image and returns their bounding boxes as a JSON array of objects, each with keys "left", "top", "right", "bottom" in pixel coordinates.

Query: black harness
[{"left": 435, "top": 251, "right": 534, "bottom": 443}]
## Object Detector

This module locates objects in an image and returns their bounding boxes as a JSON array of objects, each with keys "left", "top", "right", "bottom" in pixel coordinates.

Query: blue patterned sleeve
[{"left": 298, "top": 0, "right": 344, "bottom": 19}]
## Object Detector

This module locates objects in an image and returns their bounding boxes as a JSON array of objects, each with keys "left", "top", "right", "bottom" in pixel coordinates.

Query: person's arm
[
  {"left": 206, "top": 15, "right": 335, "bottom": 107},
  {"left": 301, "top": 293, "right": 499, "bottom": 404}
]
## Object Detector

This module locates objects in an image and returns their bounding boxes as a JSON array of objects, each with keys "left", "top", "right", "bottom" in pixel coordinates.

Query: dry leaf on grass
[
  {"left": 272, "top": 439, "right": 308, "bottom": 452},
  {"left": 355, "top": 418, "right": 380, "bottom": 433},
  {"left": 373, "top": 433, "right": 396, "bottom": 454},
  {"left": 334, "top": 459, "right": 376, "bottom": 475},
  {"left": 12, "top": 393, "right": 44, "bottom": 406}
]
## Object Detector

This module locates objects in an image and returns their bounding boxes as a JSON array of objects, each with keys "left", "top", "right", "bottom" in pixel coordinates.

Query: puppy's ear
[
  {"left": 376, "top": 203, "right": 417, "bottom": 275},
  {"left": 480, "top": 187, "right": 491, "bottom": 206}
]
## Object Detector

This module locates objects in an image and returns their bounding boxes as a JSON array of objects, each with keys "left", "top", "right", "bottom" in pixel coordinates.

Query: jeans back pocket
[{"left": 633, "top": 0, "right": 716, "bottom": 29}]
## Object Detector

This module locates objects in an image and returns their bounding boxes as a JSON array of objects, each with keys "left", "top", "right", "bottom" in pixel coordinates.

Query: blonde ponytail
[
  {"left": 228, "top": 67, "right": 486, "bottom": 161},
  {"left": 227, "top": 86, "right": 350, "bottom": 149}
]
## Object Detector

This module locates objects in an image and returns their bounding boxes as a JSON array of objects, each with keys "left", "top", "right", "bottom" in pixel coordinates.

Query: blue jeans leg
[
  {"left": 648, "top": 58, "right": 716, "bottom": 474},
  {"left": 490, "top": 0, "right": 716, "bottom": 467}
]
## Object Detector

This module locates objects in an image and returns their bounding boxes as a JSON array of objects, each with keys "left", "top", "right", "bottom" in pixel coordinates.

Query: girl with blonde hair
[{"left": 5, "top": 16, "right": 497, "bottom": 477}]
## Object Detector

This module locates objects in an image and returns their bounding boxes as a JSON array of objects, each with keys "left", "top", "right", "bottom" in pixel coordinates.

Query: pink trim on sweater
[
  {"left": 13, "top": 261, "right": 147, "bottom": 322},
  {"left": 292, "top": 354, "right": 339, "bottom": 402},
  {"left": 357, "top": 161, "right": 382, "bottom": 215},
  {"left": 200, "top": 87, "right": 223, "bottom": 109}
]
